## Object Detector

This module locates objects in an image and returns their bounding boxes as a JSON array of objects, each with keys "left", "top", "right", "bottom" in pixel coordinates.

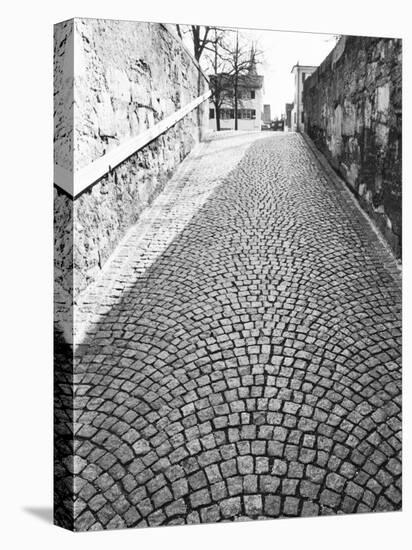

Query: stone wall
[
  {"left": 54, "top": 19, "right": 209, "bottom": 319},
  {"left": 54, "top": 20, "right": 74, "bottom": 342},
  {"left": 54, "top": 20, "right": 74, "bottom": 171},
  {"left": 303, "top": 36, "right": 402, "bottom": 257},
  {"left": 72, "top": 19, "right": 209, "bottom": 170}
]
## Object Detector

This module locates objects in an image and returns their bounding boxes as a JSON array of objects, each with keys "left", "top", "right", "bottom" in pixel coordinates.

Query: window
[
  {"left": 238, "top": 109, "right": 256, "bottom": 120},
  {"left": 209, "top": 108, "right": 215, "bottom": 119},
  {"left": 239, "top": 90, "right": 256, "bottom": 99},
  {"left": 221, "top": 108, "right": 234, "bottom": 119},
  {"left": 301, "top": 111, "right": 305, "bottom": 123},
  {"left": 302, "top": 71, "right": 306, "bottom": 82}
]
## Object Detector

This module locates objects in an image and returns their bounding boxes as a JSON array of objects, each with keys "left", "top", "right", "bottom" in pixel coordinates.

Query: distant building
[
  {"left": 209, "top": 56, "right": 264, "bottom": 131},
  {"left": 290, "top": 63, "right": 317, "bottom": 132},
  {"left": 285, "top": 102, "right": 294, "bottom": 131},
  {"left": 262, "top": 104, "right": 271, "bottom": 124}
]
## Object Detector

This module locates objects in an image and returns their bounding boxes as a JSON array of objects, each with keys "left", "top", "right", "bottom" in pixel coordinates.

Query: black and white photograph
[
  {"left": 1, "top": 1, "right": 410, "bottom": 548},
  {"left": 53, "top": 16, "right": 402, "bottom": 531}
]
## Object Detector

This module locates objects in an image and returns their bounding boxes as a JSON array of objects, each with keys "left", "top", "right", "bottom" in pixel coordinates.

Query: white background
[{"left": 0, "top": 0, "right": 410, "bottom": 548}]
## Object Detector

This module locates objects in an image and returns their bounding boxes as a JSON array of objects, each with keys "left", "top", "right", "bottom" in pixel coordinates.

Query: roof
[{"left": 209, "top": 72, "right": 264, "bottom": 89}]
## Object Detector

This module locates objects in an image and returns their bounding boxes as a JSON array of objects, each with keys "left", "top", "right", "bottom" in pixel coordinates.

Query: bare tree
[
  {"left": 191, "top": 25, "right": 212, "bottom": 61},
  {"left": 219, "top": 32, "right": 263, "bottom": 130},
  {"left": 175, "top": 24, "right": 183, "bottom": 40},
  {"left": 175, "top": 25, "right": 233, "bottom": 131},
  {"left": 175, "top": 25, "right": 263, "bottom": 132},
  {"left": 175, "top": 24, "right": 217, "bottom": 62},
  {"left": 208, "top": 28, "right": 232, "bottom": 131}
]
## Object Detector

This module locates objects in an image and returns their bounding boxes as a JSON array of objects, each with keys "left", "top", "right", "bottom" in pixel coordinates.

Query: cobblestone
[{"left": 58, "top": 132, "right": 401, "bottom": 530}]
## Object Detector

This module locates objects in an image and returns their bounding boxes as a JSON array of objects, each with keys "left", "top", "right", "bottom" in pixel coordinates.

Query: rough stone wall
[
  {"left": 303, "top": 36, "right": 402, "bottom": 257},
  {"left": 54, "top": 19, "right": 209, "bottom": 310},
  {"left": 54, "top": 22, "right": 75, "bottom": 530},
  {"left": 73, "top": 111, "right": 201, "bottom": 295},
  {"left": 73, "top": 19, "right": 208, "bottom": 170},
  {"left": 54, "top": 20, "right": 74, "bottom": 342},
  {"left": 54, "top": 20, "right": 74, "bottom": 171}
]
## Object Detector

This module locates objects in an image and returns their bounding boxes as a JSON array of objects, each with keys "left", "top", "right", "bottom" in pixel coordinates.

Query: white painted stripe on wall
[{"left": 54, "top": 89, "right": 211, "bottom": 198}]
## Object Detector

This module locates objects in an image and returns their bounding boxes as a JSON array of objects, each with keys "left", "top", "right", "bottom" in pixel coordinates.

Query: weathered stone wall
[
  {"left": 73, "top": 111, "right": 202, "bottom": 295},
  {"left": 73, "top": 19, "right": 209, "bottom": 170},
  {"left": 303, "top": 36, "right": 402, "bottom": 257},
  {"left": 54, "top": 20, "right": 74, "bottom": 172},
  {"left": 54, "top": 20, "right": 74, "bottom": 343},
  {"left": 54, "top": 18, "right": 209, "bottom": 313}
]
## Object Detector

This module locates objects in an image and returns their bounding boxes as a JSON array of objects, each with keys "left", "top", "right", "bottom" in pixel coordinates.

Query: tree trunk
[
  {"left": 234, "top": 31, "right": 239, "bottom": 131},
  {"left": 213, "top": 30, "right": 221, "bottom": 132},
  {"left": 192, "top": 26, "right": 200, "bottom": 60},
  {"left": 234, "top": 78, "right": 238, "bottom": 131}
]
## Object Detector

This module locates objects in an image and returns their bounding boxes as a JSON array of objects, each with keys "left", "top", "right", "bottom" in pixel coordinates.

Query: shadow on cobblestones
[
  {"left": 54, "top": 329, "right": 75, "bottom": 530},
  {"left": 62, "top": 133, "right": 401, "bottom": 530}
]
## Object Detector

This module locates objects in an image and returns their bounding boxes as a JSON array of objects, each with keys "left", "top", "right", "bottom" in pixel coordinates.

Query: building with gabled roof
[{"left": 209, "top": 56, "right": 264, "bottom": 131}]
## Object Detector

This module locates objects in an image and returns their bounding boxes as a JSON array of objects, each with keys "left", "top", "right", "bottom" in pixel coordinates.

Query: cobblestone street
[{"left": 64, "top": 132, "right": 401, "bottom": 530}]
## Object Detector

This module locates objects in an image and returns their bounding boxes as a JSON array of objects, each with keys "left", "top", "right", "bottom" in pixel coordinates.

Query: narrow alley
[{"left": 63, "top": 131, "right": 401, "bottom": 529}]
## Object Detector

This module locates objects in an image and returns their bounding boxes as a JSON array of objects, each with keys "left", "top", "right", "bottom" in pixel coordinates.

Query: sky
[
  {"left": 244, "top": 28, "right": 338, "bottom": 118},
  {"left": 184, "top": 26, "right": 338, "bottom": 120}
]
